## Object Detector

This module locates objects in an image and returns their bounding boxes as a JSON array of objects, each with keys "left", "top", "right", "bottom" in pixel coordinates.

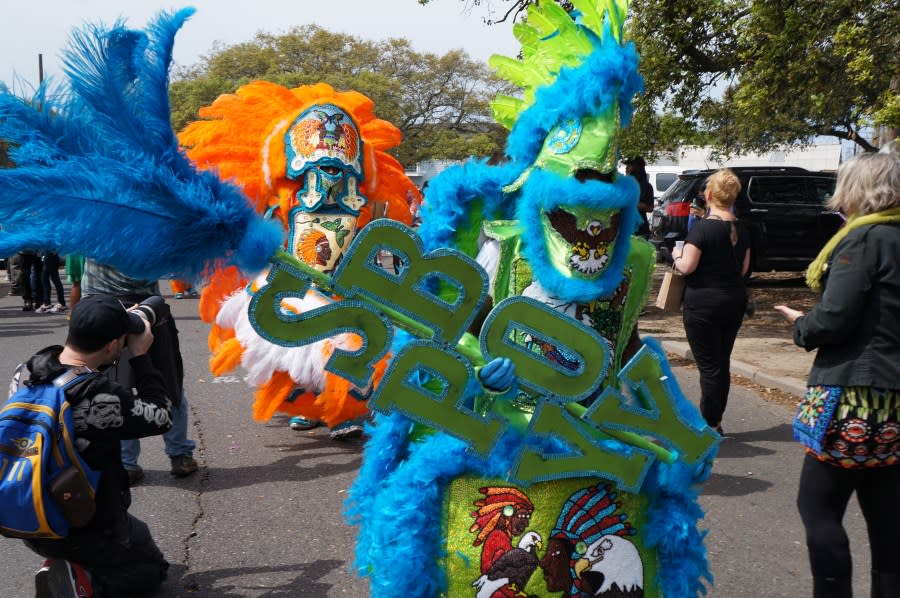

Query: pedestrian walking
[
  {"left": 36, "top": 251, "right": 67, "bottom": 313},
  {"left": 776, "top": 152, "right": 900, "bottom": 598},
  {"left": 16, "top": 249, "right": 43, "bottom": 311},
  {"left": 670, "top": 168, "right": 750, "bottom": 433},
  {"left": 65, "top": 253, "right": 86, "bottom": 310}
]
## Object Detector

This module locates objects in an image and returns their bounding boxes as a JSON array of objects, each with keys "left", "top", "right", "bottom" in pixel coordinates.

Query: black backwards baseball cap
[{"left": 68, "top": 295, "right": 146, "bottom": 351}]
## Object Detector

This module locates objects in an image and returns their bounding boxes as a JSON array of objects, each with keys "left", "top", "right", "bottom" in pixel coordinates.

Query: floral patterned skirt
[{"left": 801, "top": 386, "right": 900, "bottom": 468}]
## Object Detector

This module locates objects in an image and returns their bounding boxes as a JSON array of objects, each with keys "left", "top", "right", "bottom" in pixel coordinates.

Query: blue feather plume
[
  {"left": 417, "top": 159, "right": 525, "bottom": 257},
  {"left": 0, "top": 9, "right": 282, "bottom": 280}
]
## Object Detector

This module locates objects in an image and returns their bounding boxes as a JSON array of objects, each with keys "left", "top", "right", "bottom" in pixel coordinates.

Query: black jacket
[
  {"left": 794, "top": 223, "right": 900, "bottom": 389},
  {"left": 13, "top": 347, "right": 173, "bottom": 533}
]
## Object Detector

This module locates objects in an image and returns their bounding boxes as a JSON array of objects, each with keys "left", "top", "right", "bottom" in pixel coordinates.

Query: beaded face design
[{"left": 284, "top": 103, "right": 367, "bottom": 216}]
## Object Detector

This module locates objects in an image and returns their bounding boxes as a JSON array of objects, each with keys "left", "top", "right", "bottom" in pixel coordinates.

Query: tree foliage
[
  {"left": 418, "top": 0, "right": 900, "bottom": 158},
  {"left": 169, "top": 25, "right": 511, "bottom": 166}
]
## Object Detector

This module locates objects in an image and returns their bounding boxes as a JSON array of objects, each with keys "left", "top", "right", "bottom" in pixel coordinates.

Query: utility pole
[{"left": 38, "top": 53, "right": 44, "bottom": 84}]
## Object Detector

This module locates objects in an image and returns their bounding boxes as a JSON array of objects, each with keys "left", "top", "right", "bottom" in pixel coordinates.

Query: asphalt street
[{"left": 0, "top": 284, "right": 872, "bottom": 597}]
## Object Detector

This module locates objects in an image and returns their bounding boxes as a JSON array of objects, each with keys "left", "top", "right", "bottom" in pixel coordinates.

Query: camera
[{"left": 131, "top": 295, "right": 171, "bottom": 328}]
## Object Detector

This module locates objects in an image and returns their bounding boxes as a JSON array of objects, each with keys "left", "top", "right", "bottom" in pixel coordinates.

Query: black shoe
[
  {"left": 23, "top": 301, "right": 33, "bottom": 311},
  {"left": 125, "top": 465, "right": 144, "bottom": 486},
  {"left": 170, "top": 455, "right": 198, "bottom": 477},
  {"left": 34, "top": 560, "right": 51, "bottom": 598},
  {"left": 872, "top": 570, "right": 900, "bottom": 598},
  {"left": 813, "top": 576, "right": 852, "bottom": 598}
]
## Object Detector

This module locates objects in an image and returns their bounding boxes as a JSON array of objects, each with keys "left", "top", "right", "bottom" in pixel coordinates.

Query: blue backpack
[{"left": 0, "top": 367, "right": 100, "bottom": 539}]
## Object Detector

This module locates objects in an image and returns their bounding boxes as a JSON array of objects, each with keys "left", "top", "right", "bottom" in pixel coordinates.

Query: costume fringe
[
  {"left": 252, "top": 371, "right": 296, "bottom": 422},
  {"left": 207, "top": 322, "right": 235, "bottom": 353},
  {"left": 199, "top": 266, "right": 245, "bottom": 324},
  {"left": 312, "top": 355, "right": 389, "bottom": 427},
  {"left": 348, "top": 422, "right": 546, "bottom": 598},
  {"left": 418, "top": 159, "right": 524, "bottom": 257},
  {"left": 210, "top": 337, "right": 244, "bottom": 377}
]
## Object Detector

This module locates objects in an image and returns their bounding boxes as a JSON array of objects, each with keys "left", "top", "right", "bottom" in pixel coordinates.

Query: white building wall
[
  {"left": 676, "top": 144, "right": 841, "bottom": 172},
  {"left": 405, "top": 159, "right": 462, "bottom": 188}
]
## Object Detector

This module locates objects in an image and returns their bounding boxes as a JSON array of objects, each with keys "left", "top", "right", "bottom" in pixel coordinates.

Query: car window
[
  {"left": 659, "top": 177, "right": 699, "bottom": 203},
  {"left": 810, "top": 177, "right": 836, "bottom": 204},
  {"left": 747, "top": 176, "right": 819, "bottom": 205},
  {"left": 655, "top": 173, "right": 678, "bottom": 192}
]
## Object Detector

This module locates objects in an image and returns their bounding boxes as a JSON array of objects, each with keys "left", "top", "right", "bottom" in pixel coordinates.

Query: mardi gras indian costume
[
  {"left": 178, "top": 82, "right": 416, "bottom": 438},
  {"left": 344, "top": 1, "right": 718, "bottom": 597}
]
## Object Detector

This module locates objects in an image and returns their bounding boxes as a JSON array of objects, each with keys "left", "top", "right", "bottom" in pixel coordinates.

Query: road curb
[{"left": 660, "top": 340, "right": 806, "bottom": 400}]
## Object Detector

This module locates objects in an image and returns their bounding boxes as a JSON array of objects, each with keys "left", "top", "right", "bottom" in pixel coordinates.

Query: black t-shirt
[{"left": 684, "top": 217, "right": 749, "bottom": 289}]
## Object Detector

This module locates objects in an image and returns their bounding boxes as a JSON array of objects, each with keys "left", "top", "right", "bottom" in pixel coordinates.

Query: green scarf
[{"left": 806, "top": 206, "right": 900, "bottom": 292}]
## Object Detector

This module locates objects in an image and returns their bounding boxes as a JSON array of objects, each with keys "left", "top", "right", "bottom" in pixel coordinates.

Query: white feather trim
[
  {"left": 216, "top": 279, "right": 359, "bottom": 393},
  {"left": 475, "top": 238, "right": 501, "bottom": 296}
]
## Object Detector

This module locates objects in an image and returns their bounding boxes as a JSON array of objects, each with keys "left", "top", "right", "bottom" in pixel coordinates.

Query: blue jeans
[{"left": 122, "top": 392, "right": 196, "bottom": 467}]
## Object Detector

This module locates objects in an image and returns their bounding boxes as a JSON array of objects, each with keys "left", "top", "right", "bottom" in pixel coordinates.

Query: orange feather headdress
[{"left": 179, "top": 81, "right": 416, "bottom": 230}]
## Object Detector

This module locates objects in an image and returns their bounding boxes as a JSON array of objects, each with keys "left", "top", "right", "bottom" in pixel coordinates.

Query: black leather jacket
[
  {"left": 794, "top": 223, "right": 900, "bottom": 389},
  {"left": 12, "top": 347, "right": 173, "bottom": 533}
]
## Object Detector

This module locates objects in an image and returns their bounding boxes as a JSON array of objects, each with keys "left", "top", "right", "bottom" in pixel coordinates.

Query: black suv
[{"left": 650, "top": 166, "right": 839, "bottom": 272}]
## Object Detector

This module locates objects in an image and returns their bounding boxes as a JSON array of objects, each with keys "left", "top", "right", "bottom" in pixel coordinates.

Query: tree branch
[{"left": 824, "top": 126, "right": 876, "bottom": 152}]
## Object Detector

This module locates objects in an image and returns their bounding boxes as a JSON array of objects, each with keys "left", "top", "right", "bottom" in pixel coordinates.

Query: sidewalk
[{"left": 639, "top": 265, "right": 815, "bottom": 399}]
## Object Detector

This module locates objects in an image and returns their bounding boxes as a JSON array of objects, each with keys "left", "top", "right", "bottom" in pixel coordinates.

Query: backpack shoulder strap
[
  {"left": 52, "top": 368, "right": 99, "bottom": 410},
  {"left": 8, "top": 362, "right": 30, "bottom": 399},
  {"left": 52, "top": 367, "right": 95, "bottom": 389}
]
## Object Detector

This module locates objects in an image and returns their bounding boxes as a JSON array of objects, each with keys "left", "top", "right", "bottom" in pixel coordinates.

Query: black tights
[{"left": 797, "top": 454, "right": 900, "bottom": 581}]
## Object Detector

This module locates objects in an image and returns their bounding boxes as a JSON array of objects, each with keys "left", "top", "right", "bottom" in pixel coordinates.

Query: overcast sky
[{"left": 1, "top": 0, "right": 519, "bottom": 91}]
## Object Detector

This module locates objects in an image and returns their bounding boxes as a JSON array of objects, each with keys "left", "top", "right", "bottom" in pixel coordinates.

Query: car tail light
[{"left": 667, "top": 202, "right": 691, "bottom": 217}]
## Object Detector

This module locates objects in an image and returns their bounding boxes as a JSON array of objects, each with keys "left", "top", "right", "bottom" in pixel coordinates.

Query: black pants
[
  {"left": 26, "top": 511, "right": 168, "bottom": 597},
  {"left": 797, "top": 454, "right": 900, "bottom": 582},
  {"left": 40, "top": 252, "right": 66, "bottom": 307},
  {"left": 17, "top": 253, "right": 43, "bottom": 304},
  {"left": 682, "top": 288, "right": 744, "bottom": 427}
]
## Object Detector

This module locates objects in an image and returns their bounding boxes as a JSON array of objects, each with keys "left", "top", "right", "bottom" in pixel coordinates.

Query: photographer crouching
[
  {"left": 9, "top": 295, "right": 173, "bottom": 596},
  {"left": 81, "top": 260, "right": 197, "bottom": 484}
]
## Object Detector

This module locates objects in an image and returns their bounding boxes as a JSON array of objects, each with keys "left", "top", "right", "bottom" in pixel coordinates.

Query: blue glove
[
  {"left": 478, "top": 357, "right": 516, "bottom": 392},
  {"left": 692, "top": 455, "right": 715, "bottom": 484}
]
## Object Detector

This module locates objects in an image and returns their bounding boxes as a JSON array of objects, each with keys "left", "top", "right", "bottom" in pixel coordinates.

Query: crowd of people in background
[{"left": 7, "top": 250, "right": 70, "bottom": 313}]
